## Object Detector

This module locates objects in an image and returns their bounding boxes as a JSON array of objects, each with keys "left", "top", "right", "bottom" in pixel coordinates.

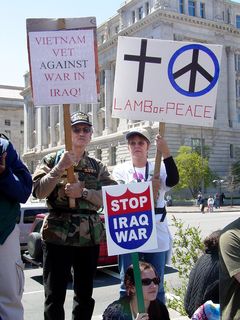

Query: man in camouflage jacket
[{"left": 32, "top": 112, "right": 116, "bottom": 320}]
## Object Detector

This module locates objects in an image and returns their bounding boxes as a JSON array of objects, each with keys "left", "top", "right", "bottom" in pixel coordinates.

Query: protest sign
[
  {"left": 112, "top": 36, "right": 222, "bottom": 127},
  {"left": 27, "top": 18, "right": 99, "bottom": 106},
  {"left": 102, "top": 182, "right": 157, "bottom": 256}
]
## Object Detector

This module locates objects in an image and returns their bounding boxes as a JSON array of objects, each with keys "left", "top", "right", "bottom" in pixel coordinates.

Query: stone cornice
[
  {"left": 20, "top": 86, "right": 32, "bottom": 98},
  {"left": 98, "top": 9, "right": 240, "bottom": 53}
]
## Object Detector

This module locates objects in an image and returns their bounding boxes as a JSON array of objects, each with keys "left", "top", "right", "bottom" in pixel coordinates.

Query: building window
[
  {"left": 188, "top": 0, "right": 196, "bottom": 16},
  {"left": 115, "top": 25, "right": 119, "bottom": 34},
  {"left": 179, "top": 0, "right": 184, "bottom": 14},
  {"left": 101, "top": 34, "right": 105, "bottom": 43},
  {"left": 20, "top": 120, "right": 24, "bottom": 126},
  {"left": 100, "top": 70, "right": 105, "bottom": 86},
  {"left": 132, "top": 10, "right": 136, "bottom": 23},
  {"left": 238, "top": 112, "right": 240, "bottom": 123},
  {"left": 138, "top": 6, "right": 144, "bottom": 20},
  {"left": 191, "top": 138, "right": 204, "bottom": 154},
  {"left": 200, "top": 2, "right": 205, "bottom": 18},
  {"left": 236, "top": 15, "right": 240, "bottom": 29},
  {"left": 110, "top": 146, "right": 117, "bottom": 165},
  {"left": 235, "top": 54, "right": 240, "bottom": 71},
  {"left": 236, "top": 80, "right": 240, "bottom": 98},
  {"left": 5, "top": 119, "right": 11, "bottom": 126},
  {"left": 96, "top": 149, "right": 102, "bottom": 160},
  {"left": 191, "top": 138, "right": 201, "bottom": 150},
  {"left": 145, "top": 2, "right": 150, "bottom": 15},
  {"left": 230, "top": 144, "right": 234, "bottom": 158}
]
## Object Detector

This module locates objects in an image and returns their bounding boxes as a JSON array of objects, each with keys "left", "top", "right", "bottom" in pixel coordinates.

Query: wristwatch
[{"left": 81, "top": 189, "right": 88, "bottom": 199}]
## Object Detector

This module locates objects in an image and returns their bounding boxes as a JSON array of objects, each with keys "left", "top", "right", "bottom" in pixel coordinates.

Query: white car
[{"left": 16, "top": 201, "right": 48, "bottom": 251}]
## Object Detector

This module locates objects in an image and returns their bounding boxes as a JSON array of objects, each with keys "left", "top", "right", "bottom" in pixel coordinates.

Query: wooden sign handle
[
  {"left": 56, "top": 19, "right": 75, "bottom": 208},
  {"left": 153, "top": 122, "right": 165, "bottom": 176},
  {"left": 63, "top": 104, "right": 76, "bottom": 208}
]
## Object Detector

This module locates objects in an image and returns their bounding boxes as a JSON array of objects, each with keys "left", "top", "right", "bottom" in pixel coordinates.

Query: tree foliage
[
  {"left": 166, "top": 216, "right": 204, "bottom": 315},
  {"left": 175, "top": 146, "right": 214, "bottom": 198},
  {"left": 229, "top": 159, "right": 240, "bottom": 190}
]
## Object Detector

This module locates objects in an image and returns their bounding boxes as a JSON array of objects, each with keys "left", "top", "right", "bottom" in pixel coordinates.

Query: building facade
[
  {"left": 22, "top": 0, "right": 240, "bottom": 191},
  {"left": 0, "top": 85, "right": 24, "bottom": 155}
]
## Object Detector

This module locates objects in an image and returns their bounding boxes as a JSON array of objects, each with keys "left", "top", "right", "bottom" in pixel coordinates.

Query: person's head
[
  {"left": 124, "top": 261, "right": 159, "bottom": 302},
  {"left": 126, "top": 128, "right": 151, "bottom": 162},
  {"left": 70, "top": 112, "right": 93, "bottom": 148},
  {"left": 204, "top": 230, "right": 221, "bottom": 253}
]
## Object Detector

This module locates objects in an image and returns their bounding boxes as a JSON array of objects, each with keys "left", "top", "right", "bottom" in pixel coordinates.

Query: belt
[
  {"left": 49, "top": 209, "right": 97, "bottom": 215},
  {"left": 154, "top": 207, "right": 167, "bottom": 222}
]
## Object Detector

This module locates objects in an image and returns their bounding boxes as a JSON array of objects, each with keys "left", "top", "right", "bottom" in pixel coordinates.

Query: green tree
[
  {"left": 166, "top": 216, "right": 204, "bottom": 315},
  {"left": 230, "top": 159, "right": 240, "bottom": 190},
  {"left": 226, "top": 159, "right": 240, "bottom": 205},
  {"left": 175, "top": 146, "right": 214, "bottom": 198}
]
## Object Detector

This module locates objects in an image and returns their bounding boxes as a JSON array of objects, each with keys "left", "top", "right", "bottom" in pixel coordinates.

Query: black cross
[{"left": 124, "top": 39, "right": 162, "bottom": 92}]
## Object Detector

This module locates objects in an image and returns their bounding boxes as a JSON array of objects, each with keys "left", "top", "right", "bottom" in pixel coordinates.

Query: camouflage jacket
[{"left": 32, "top": 151, "right": 117, "bottom": 246}]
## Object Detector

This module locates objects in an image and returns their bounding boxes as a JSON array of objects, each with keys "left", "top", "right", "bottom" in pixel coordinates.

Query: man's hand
[
  {"left": 56, "top": 151, "right": 79, "bottom": 171},
  {"left": 0, "top": 152, "right": 7, "bottom": 175},
  {"left": 151, "top": 173, "right": 161, "bottom": 201},
  {"left": 65, "top": 181, "right": 84, "bottom": 199}
]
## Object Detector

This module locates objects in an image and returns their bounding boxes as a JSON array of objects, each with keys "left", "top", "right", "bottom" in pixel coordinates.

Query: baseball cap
[
  {"left": 71, "top": 112, "right": 92, "bottom": 126},
  {"left": 125, "top": 128, "right": 151, "bottom": 143}
]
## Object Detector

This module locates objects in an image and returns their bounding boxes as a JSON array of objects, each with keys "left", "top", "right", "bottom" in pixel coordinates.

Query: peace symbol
[{"left": 168, "top": 44, "right": 220, "bottom": 97}]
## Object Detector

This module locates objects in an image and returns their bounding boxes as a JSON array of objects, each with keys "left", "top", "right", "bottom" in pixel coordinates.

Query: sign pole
[
  {"left": 131, "top": 252, "right": 145, "bottom": 313},
  {"left": 153, "top": 122, "right": 165, "bottom": 176},
  {"left": 57, "top": 18, "right": 76, "bottom": 208},
  {"left": 63, "top": 104, "right": 76, "bottom": 208}
]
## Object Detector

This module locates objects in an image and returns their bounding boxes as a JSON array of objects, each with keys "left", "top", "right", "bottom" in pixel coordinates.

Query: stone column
[
  {"left": 50, "top": 106, "right": 57, "bottom": 147},
  {"left": 104, "top": 66, "right": 113, "bottom": 134},
  {"left": 36, "top": 107, "right": 42, "bottom": 150},
  {"left": 42, "top": 107, "right": 48, "bottom": 149},
  {"left": 226, "top": 46, "right": 237, "bottom": 128},
  {"left": 23, "top": 99, "right": 33, "bottom": 152},
  {"left": 92, "top": 103, "right": 99, "bottom": 136},
  {"left": 58, "top": 105, "right": 64, "bottom": 145},
  {"left": 154, "top": 0, "right": 160, "bottom": 9},
  {"left": 184, "top": 0, "right": 188, "bottom": 14},
  {"left": 195, "top": 1, "right": 200, "bottom": 17}
]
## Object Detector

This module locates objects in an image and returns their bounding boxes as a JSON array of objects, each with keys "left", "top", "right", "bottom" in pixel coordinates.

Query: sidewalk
[
  {"left": 169, "top": 307, "right": 189, "bottom": 319},
  {"left": 166, "top": 205, "right": 240, "bottom": 214}
]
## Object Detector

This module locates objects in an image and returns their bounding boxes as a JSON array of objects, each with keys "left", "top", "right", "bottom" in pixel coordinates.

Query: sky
[
  {"left": 0, "top": 0, "right": 122, "bottom": 87},
  {"left": 1, "top": 0, "right": 240, "bottom": 87}
]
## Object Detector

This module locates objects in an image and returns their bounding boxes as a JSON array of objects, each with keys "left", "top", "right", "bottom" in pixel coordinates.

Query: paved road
[{"left": 22, "top": 209, "right": 240, "bottom": 320}]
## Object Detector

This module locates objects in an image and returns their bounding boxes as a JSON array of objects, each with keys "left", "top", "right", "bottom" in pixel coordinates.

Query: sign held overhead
[
  {"left": 112, "top": 36, "right": 222, "bottom": 127},
  {"left": 27, "top": 18, "right": 99, "bottom": 106}
]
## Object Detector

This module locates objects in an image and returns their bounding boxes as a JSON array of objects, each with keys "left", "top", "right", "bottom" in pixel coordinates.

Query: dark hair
[
  {"left": 204, "top": 230, "right": 221, "bottom": 253},
  {"left": 124, "top": 261, "right": 159, "bottom": 297},
  {"left": 124, "top": 261, "right": 169, "bottom": 320}
]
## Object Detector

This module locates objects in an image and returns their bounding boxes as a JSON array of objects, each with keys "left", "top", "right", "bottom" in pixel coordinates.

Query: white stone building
[
  {"left": 22, "top": 0, "right": 240, "bottom": 190},
  {"left": 0, "top": 85, "right": 24, "bottom": 155}
]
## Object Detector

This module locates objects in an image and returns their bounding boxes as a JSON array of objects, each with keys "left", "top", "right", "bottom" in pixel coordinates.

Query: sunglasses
[
  {"left": 128, "top": 141, "right": 146, "bottom": 146},
  {"left": 141, "top": 277, "right": 160, "bottom": 286},
  {"left": 72, "top": 127, "right": 92, "bottom": 134}
]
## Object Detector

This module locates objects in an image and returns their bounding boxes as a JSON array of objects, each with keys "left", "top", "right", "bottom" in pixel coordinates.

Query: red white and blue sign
[{"left": 102, "top": 182, "right": 157, "bottom": 255}]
